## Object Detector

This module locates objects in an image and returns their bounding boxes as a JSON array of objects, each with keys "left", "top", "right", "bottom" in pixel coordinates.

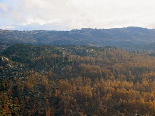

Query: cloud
[
  {"left": 0, "top": 3, "right": 7, "bottom": 12},
  {"left": 21, "top": 17, "right": 59, "bottom": 26},
  {"left": 11, "top": 12, "right": 23, "bottom": 22},
  {"left": 0, "top": 25, "right": 14, "bottom": 29},
  {"left": 1, "top": 0, "right": 155, "bottom": 30}
]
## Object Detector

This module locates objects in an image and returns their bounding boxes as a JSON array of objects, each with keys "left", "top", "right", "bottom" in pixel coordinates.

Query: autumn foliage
[{"left": 1, "top": 45, "right": 155, "bottom": 115}]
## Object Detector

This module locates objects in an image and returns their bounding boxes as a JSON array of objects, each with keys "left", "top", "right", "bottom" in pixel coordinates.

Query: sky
[{"left": 0, "top": 0, "right": 155, "bottom": 30}]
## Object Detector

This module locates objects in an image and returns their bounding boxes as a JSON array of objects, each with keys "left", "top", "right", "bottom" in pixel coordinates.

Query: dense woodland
[
  {"left": 1, "top": 44, "right": 155, "bottom": 115},
  {"left": 1, "top": 27, "right": 155, "bottom": 52}
]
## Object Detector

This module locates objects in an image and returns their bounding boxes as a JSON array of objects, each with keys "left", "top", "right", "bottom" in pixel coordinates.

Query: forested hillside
[
  {"left": 1, "top": 44, "right": 155, "bottom": 115},
  {"left": 1, "top": 27, "right": 155, "bottom": 51}
]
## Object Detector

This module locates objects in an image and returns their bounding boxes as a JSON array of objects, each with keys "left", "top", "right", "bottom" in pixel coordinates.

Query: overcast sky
[{"left": 0, "top": 0, "right": 155, "bottom": 30}]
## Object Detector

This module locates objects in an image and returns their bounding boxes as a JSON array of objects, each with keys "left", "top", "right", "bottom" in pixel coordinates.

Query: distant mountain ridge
[{"left": 1, "top": 27, "right": 155, "bottom": 51}]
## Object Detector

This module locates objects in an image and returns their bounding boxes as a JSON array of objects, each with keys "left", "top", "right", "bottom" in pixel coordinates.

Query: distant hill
[{"left": 1, "top": 27, "right": 155, "bottom": 51}]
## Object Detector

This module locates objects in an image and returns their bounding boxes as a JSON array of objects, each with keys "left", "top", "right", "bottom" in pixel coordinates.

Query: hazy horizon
[{"left": 0, "top": 26, "right": 154, "bottom": 31}]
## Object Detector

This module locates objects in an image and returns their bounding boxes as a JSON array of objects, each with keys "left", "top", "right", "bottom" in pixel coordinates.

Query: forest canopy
[{"left": 1, "top": 44, "right": 155, "bottom": 115}]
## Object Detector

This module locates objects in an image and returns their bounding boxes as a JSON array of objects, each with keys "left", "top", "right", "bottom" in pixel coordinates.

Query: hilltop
[{"left": 1, "top": 27, "right": 155, "bottom": 51}]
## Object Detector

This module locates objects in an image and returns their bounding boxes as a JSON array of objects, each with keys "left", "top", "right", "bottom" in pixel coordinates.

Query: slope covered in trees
[
  {"left": 1, "top": 27, "right": 155, "bottom": 51},
  {"left": 1, "top": 44, "right": 155, "bottom": 115}
]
